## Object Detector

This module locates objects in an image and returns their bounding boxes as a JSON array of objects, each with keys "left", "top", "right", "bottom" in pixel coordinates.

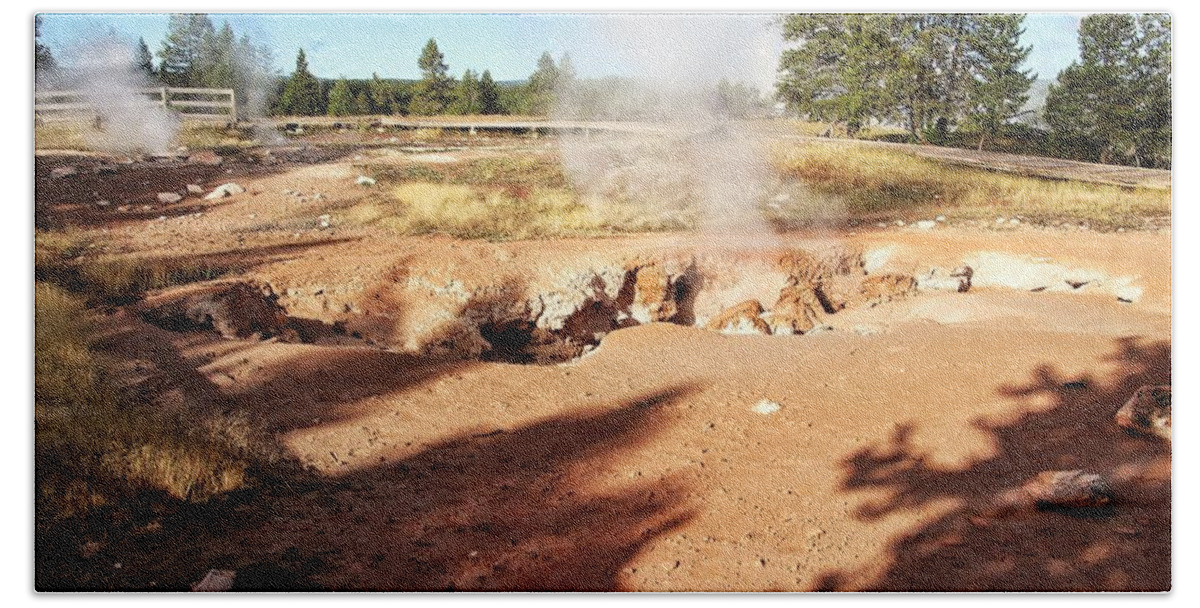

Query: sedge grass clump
[{"left": 775, "top": 143, "right": 1170, "bottom": 228}]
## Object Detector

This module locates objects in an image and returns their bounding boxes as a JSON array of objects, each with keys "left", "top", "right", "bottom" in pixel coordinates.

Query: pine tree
[
  {"left": 369, "top": 72, "right": 395, "bottom": 114},
  {"left": 479, "top": 70, "right": 501, "bottom": 115},
  {"left": 278, "top": 49, "right": 323, "bottom": 116},
  {"left": 1043, "top": 14, "right": 1170, "bottom": 166},
  {"left": 326, "top": 78, "right": 355, "bottom": 116},
  {"left": 527, "top": 51, "right": 560, "bottom": 115},
  {"left": 412, "top": 38, "right": 453, "bottom": 115},
  {"left": 965, "top": 15, "right": 1035, "bottom": 150},
  {"left": 136, "top": 37, "right": 156, "bottom": 81},
  {"left": 158, "top": 13, "right": 215, "bottom": 87},
  {"left": 776, "top": 14, "right": 897, "bottom": 136},
  {"left": 198, "top": 22, "right": 236, "bottom": 89},
  {"left": 35, "top": 16, "right": 57, "bottom": 82},
  {"left": 451, "top": 69, "right": 481, "bottom": 115},
  {"left": 354, "top": 90, "right": 371, "bottom": 116}
]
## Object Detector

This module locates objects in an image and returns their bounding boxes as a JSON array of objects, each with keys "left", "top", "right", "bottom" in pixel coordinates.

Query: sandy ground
[{"left": 37, "top": 148, "right": 1171, "bottom": 591}]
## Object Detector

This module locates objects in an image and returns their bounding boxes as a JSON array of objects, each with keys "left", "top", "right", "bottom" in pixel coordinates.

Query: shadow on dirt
[
  {"left": 813, "top": 336, "right": 1171, "bottom": 591},
  {"left": 43, "top": 365, "right": 699, "bottom": 591}
]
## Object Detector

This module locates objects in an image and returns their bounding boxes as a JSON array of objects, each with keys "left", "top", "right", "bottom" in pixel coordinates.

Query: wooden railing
[{"left": 34, "top": 87, "right": 237, "bottom": 123}]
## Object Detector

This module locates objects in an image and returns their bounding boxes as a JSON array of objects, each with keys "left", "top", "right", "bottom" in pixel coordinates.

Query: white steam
[
  {"left": 552, "top": 14, "right": 790, "bottom": 248},
  {"left": 55, "top": 33, "right": 182, "bottom": 154}
]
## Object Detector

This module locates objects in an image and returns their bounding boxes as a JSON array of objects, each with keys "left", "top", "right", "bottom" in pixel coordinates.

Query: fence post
[
  {"left": 229, "top": 89, "right": 238, "bottom": 124},
  {"left": 160, "top": 87, "right": 168, "bottom": 109}
]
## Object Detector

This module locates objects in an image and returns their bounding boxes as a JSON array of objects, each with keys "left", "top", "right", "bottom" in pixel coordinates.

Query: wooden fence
[{"left": 34, "top": 87, "right": 237, "bottom": 124}]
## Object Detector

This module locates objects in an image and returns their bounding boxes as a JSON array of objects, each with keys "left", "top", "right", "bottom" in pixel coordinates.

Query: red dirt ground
[{"left": 35, "top": 147, "right": 1170, "bottom": 592}]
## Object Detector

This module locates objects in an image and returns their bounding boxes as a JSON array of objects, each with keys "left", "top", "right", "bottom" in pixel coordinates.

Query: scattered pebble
[
  {"left": 752, "top": 399, "right": 781, "bottom": 415},
  {"left": 356, "top": 175, "right": 377, "bottom": 187}
]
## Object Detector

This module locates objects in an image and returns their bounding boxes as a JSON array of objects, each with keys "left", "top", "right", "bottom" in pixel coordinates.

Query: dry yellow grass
[
  {"left": 774, "top": 143, "right": 1170, "bottom": 228},
  {"left": 335, "top": 181, "right": 693, "bottom": 240},
  {"left": 34, "top": 122, "right": 255, "bottom": 152}
]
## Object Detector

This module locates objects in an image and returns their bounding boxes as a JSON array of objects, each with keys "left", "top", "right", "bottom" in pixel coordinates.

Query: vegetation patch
[{"left": 774, "top": 144, "right": 1171, "bottom": 229}]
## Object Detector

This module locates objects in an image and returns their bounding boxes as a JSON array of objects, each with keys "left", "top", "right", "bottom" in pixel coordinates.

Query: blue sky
[{"left": 38, "top": 13, "right": 1085, "bottom": 83}]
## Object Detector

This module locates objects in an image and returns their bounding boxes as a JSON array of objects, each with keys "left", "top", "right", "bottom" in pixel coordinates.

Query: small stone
[
  {"left": 157, "top": 215, "right": 167, "bottom": 221},
  {"left": 157, "top": 192, "right": 183, "bottom": 204},
  {"left": 96, "top": 200, "right": 110, "bottom": 207},
  {"left": 1115, "top": 385, "right": 1170, "bottom": 441},
  {"left": 50, "top": 166, "right": 78, "bottom": 179},
  {"left": 187, "top": 184, "right": 204, "bottom": 195},
  {"left": 935, "top": 215, "right": 946, "bottom": 222},
  {"left": 204, "top": 183, "right": 246, "bottom": 200},
  {"left": 895, "top": 220, "right": 906, "bottom": 227},
  {"left": 192, "top": 569, "right": 236, "bottom": 592},
  {"left": 752, "top": 399, "right": 781, "bottom": 415},
  {"left": 915, "top": 220, "right": 936, "bottom": 230},
  {"left": 1009, "top": 218, "right": 1020, "bottom": 226},
  {"left": 996, "top": 217, "right": 1006, "bottom": 224},
  {"left": 996, "top": 470, "right": 1113, "bottom": 512},
  {"left": 318, "top": 214, "right": 331, "bottom": 229},
  {"left": 356, "top": 175, "right": 377, "bottom": 187}
]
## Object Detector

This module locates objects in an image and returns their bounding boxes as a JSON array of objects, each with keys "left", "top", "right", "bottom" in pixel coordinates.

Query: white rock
[
  {"left": 318, "top": 214, "right": 331, "bottom": 229},
  {"left": 203, "top": 183, "right": 245, "bottom": 200},
  {"left": 356, "top": 175, "right": 377, "bottom": 187},
  {"left": 187, "top": 184, "right": 204, "bottom": 195},
  {"left": 915, "top": 220, "right": 936, "bottom": 230},
  {"left": 935, "top": 215, "right": 946, "bottom": 222},
  {"left": 157, "top": 192, "right": 183, "bottom": 204},
  {"left": 895, "top": 220, "right": 906, "bottom": 227},
  {"left": 1009, "top": 218, "right": 1020, "bottom": 225},
  {"left": 996, "top": 217, "right": 1006, "bottom": 224},
  {"left": 752, "top": 399, "right": 781, "bottom": 415}
]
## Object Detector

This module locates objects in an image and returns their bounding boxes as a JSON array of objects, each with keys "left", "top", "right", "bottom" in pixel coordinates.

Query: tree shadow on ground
[
  {"left": 814, "top": 336, "right": 1170, "bottom": 592},
  {"left": 96, "top": 384, "right": 700, "bottom": 591}
]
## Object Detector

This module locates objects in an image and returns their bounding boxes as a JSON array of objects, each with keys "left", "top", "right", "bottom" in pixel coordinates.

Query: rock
[
  {"left": 203, "top": 183, "right": 245, "bottom": 200},
  {"left": 157, "top": 192, "right": 183, "bottom": 204},
  {"left": 706, "top": 300, "right": 771, "bottom": 335},
  {"left": 915, "top": 220, "right": 936, "bottom": 230},
  {"left": 1009, "top": 218, "right": 1021, "bottom": 226},
  {"left": 356, "top": 175, "right": 377, "bottom": 187},
  {"left": 187, "top": 184, "right": 205, "bottom": 195},
  {"left": 853, "top": 274, "right": 917, "bottom": 307},
  {"left": 766, "top": 285, "right": 821, "bottom": 335},
  {"left": 629, "top": 263, "right": 677, "bottom": 324},
  {"left": 996, "top": 470, "right": 1113, "bottom": 512},
  {"left": 50, "top": 166, "right": 78, "bottom": 179},
  {"left": 318, "top": 214, "right": 331, "bottom": 229},
  {"left": 1115, "top": 385, "right": 1170, "bottom": 441},
  {"left": 188, "top": 150, "right": 224, "bottom": 166},
  {"left": 752, "top": 399, "right": 781, "bottom": 415},
  {"left": 96, "top": 200, "right": 110, "bottom": 207},
  {"left": 192, "top": 569, "right": 236, "bottom": 592},
  {"left": 140, "top": 281, "right": 290, "bottom": 339},
  {"left": 936, "top": 215, "right": 946, "bottom": 222},
  {"left": 95, "top": 165, "right": 118, "bottom": 175},
  {"left": 895, "top": 220, "right": 906, "bottom": 227},
  {"left": 996, "top": 217, "right": 1006, "bottom": 224}
]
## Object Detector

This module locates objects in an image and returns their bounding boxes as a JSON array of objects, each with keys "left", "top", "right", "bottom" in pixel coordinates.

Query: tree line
[{"left": 775, "top": 13, "right": 1171, "bottom": 168}]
